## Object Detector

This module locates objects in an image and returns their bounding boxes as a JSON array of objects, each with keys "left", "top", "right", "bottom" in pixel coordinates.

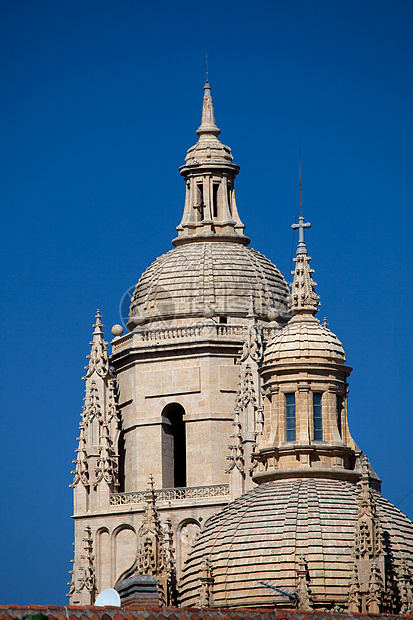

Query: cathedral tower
[{"left": 69, "top": 82, "right": 290, "bottom": 603}]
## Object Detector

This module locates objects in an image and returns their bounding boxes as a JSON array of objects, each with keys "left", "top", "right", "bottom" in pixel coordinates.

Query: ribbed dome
[
  {"left": 264, "top": 314, "right": 346, "bottom": 365},
  {"left": 179, "top": 478, "right": 413, "bottom": 609},
  {"left": 128, "top": 241, "right": 290, "bottom": 327}
]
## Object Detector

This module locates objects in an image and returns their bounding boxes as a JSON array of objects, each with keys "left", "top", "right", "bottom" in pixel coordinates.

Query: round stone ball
[
  {"left": 111, "top": 324, "right": 124, "bottom": 337},
  {"left": 267, "top": 308, "right": 279, "bottom": 322},
  {"left": 203, "top": 304, "right": 215, "bottom": 318}
]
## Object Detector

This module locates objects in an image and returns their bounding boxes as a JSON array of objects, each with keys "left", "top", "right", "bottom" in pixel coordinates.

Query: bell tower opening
[{"left": 161, "top": 403, "right": 187, "bottom": 488}]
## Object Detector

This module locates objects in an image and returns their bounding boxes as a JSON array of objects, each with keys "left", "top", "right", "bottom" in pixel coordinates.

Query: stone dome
[
  {"left": 179, "top": 477, "right": 413, "bottom": 609},
  {"left": 264, "top": 314, "right": 346, "bottom": 365},
  {"left": 128, "top": 241, "right": 290, "bottom": 328}
]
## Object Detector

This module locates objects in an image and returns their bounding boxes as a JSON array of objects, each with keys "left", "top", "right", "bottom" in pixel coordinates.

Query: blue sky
[{"left": 1, "top": 0, "right": 412, "bottom": 606}]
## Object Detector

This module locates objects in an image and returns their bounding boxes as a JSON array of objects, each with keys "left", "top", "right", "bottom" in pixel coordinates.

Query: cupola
[
  {"left": 255, "top": 211, "right": 366, "bottom": 484},
  {"left": 173, "top": 80, "right": 249, "bottom": 246}
]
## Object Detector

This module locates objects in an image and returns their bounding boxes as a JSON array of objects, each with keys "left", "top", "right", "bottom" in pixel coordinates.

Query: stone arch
[
  {"left": 161, "top": 402, "right": 187, "bottom": 489},
  {"left": 157, "top": 394, "right": 193, "bottom": 416},
  {"left": 96, "top": 527, "right": 111, "bottom": 592},
  {"left": 112, "top": 524, "right": 137, "bottom": 585},
  {"left": 176, "top": 518, "right": 201, "bottom": 577}
]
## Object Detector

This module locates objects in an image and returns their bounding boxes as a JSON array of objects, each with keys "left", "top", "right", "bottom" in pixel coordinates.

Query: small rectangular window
[
  {"left": 196, "top": 184, "right": 204, "bottom": 219},
  {"left": 313, "top": 393, "right": 323, "bottom": 441},
  {"left": 213, "top": 183, "right": 219, "bottom": 218},
  {"left": 336, "top": 395, "right": 342, "bottom": 437},
  {"left": 285, "top": 393, "right": 296, "bottom": 442},
  {"left": 227, "top": 185, "right": 232, "bottom": 215}
]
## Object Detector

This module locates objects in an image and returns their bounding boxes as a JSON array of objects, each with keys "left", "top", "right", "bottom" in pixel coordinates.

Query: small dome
[
  {"left": 179, "top": 478, "right": 413, "bottom": 608},
  {"left": 264, "top": 314, "right": 346, "bottom": 365},
  {"left": 128, "top": 241, "right": 290, "bottom": 328}
]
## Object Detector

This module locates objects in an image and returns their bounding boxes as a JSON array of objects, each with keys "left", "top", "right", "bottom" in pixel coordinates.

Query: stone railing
[
  {"left": 140, "top": 325, "right": 204, "bottom": 341},
  {"left": 112, "top": 323, "right": 283, "bottom": 354},
  {"left": 110, "top": 483, "right": 230, "bottom": 506},
  {"left": 112, "top": 323, "right": 246, "bottom": 353}
]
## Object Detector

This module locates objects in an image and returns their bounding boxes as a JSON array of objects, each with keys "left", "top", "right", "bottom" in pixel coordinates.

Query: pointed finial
[
  {"left": 206, "top": 53, "right": 209, "bottom": 83},
  {"left": 196, "top": 80, "right": 221, "bottom": 138},
  {"left": 93, "top": 309, "right": 104, "bottom": 335},
  {"left": 292, "top": 147, "right": 311, "bottom": 255}
]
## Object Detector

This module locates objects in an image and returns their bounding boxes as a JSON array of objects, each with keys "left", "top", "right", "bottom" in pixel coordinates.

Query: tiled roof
[
  {"left": 264, "top": 315, "right": 345, "bottom": 364},
  {"left": 179, "top": 478, "right": 413, "bottom": 608},
  {"left": 0, "top": 605, "right": 411, "bottom": 620}
]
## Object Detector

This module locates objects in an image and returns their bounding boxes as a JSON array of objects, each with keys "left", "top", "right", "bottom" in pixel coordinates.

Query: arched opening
[
  {"left": 161, "top": 403, "right": 186, "bottom": 488},
  {"left": 117, "top": 429, "right": 126, "bottom": 493}
]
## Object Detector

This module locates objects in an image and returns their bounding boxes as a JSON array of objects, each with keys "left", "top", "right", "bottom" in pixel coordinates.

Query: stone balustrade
[
  {"left": 110, "top": 483, "right": 230, "bottom": 506},
  {"left": 112, "top": 323, "right": 281, "bottom": 354}
]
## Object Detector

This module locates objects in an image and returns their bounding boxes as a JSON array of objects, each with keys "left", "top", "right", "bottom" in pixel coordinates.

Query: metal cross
[{"left": 292, "top": 215, "right": 311, "bottom": 254}]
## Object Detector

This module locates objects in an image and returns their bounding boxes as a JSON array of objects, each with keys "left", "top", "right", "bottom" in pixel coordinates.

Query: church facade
[{"left": 69, "top": 82, "right": 413, "bottom": 613}]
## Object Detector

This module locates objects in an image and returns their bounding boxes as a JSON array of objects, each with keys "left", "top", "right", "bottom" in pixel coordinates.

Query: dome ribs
[
  {"left": 128, "top": 243, "right": 290, "bottom": 327},
  {"left": 265, "top": 321, "right": 346, "bottom": 363},
  {"left": 240, "top": 246, "right": 269, "bottom": 315},
  {"left": 180, "top": 478, "right": 413, "bottom": 609}
]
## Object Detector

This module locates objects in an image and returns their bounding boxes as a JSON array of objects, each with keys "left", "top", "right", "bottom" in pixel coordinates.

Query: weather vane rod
[
  {"left": 206, "top": 53, "right": 209, "bottom": 82},
  {"left": 299, "top": 145, "right": 302, "bottom": 217},
  {"left": 292, "top": 145, "right": 311, "bottom": 254}
]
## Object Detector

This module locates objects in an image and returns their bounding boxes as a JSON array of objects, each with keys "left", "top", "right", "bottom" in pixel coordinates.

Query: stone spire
[
  {"left": 71, "top": 310, "right": 119, "bottom": 513},
  {"left": 196, "top": 80, "right": 221, "bottom": 138},
  {"left": 174, "top": 81, "right": 249, "bottom": 245}
]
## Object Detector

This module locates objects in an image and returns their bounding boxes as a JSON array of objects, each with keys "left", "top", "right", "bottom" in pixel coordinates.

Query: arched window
[
  {"left": 161, "top": 403, "right": 187, "bottom": 488},
  {"left": 117, "top": 429, "right": 126, "bottom": 492}
]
